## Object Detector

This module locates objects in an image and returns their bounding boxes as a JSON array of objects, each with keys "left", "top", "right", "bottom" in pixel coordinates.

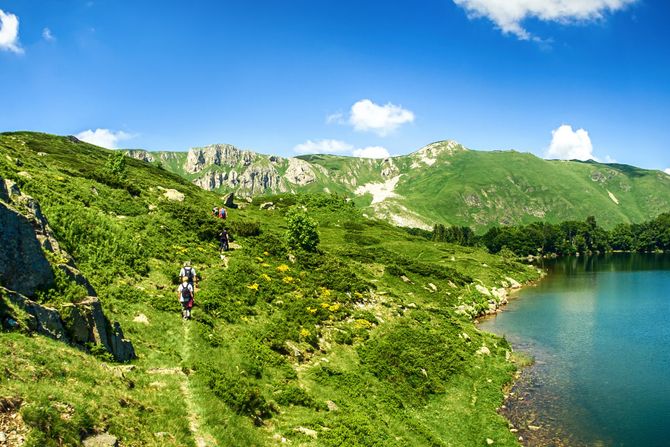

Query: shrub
[
  {"left": 357, "top": 322, "right": 471, "bottom": 404},
  {"left": 229, "top": 219, "right": 261, "bottom": 237},
  {"left": 285, "top": 207, "right": 320, "bottom": 252},
  {"left": 204, "top": 366, "right": 275, "bottom": 422}
]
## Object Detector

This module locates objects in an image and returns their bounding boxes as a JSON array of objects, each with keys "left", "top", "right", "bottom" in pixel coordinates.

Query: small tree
[
  {"left": 105, "top": 151, "right": 127, "bottom": 177},
  {"left": 285, "top": 207, "right": 319, "bottom": 252}
]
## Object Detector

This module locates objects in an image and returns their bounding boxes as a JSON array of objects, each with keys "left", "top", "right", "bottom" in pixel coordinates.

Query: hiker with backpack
[
  {"left": 179, "top": 261, "right": 197, "bottom": 288},
  {"left": 218, "top": 207, "right": 227, "bottom": 220},
  {"left": 177, "top": 276, "right": 194, "bottom": 320},
  {"left": 219, "top": 228, "right": 230, "bottom": 253},
  {"left": 212, "top": 206, "right": 219, "bottom": 217}
]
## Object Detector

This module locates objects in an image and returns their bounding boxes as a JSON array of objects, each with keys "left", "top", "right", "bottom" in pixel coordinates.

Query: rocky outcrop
[
  {"left": 185, "top": 144, "right": 255, "bottom": 174},
  {"left": 285, "top": 158, "right": 317, "bottom": 186},
  {"left": 3, "top": 290, "right": 135, "bottom": 362},
  {"left": 0, "top": 185, "right": 55, "bottom": 296},
  {"left": 0, "top": 177, "right": 136, "bottom": 362},
  {"left": 125, "top": 149, "right": 155, "bottom": 163}
]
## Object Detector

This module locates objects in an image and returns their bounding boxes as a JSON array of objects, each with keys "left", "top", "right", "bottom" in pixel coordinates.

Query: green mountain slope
[
  {"left": 0, "top": 131, "right": 541, "bottom": 446},
  {"left": 126, "top": 140, "right": 670, "bottom": 231}
]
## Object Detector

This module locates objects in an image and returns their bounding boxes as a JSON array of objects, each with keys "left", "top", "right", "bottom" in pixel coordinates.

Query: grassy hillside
[
  {"left": 1, "top": 132, "right": 541, "bottom": 446},
  {"left": 134, "top": 139, "right": 670, "bottom": 231}
]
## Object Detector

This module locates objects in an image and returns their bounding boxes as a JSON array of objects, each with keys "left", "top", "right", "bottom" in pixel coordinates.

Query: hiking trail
[{"left": 147, "top": 321, "right": 216, "bottom": 447}]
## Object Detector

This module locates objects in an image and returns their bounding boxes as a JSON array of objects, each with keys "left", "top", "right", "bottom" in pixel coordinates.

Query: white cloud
[
  {"left": 349, "top": 99, "right": 415, "bottom": 136},
  {"left": 42, "top": 27, "right": 54, "bottom": 42},
  {"left": 352, "top": 146, "right": 391, "bottom": 159},
  {"left": 326, "top": 112, "right": 345, "bottom": 125},
  {"left": 453, "top": 0, "right": 637, "bottom": 40},
  {"left": 76, "top": 128, "right": 133, "bottom": 149},
  {"left": 664, "top": 168, "right": 670, "bottom": 176},
  {"left": 0, "top": 9, "right": 23, "bottom": 54},
  {"left": 545, "top": 124, "right": 596, "bottom": 161},
  {"left": 293, "top": 139, "right": 353, "bottom": 155}
]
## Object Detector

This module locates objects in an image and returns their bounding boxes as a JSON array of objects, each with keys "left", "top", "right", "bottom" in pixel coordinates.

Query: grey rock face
[
  {"left": 125, "top": 149, "right": 155, "bottom": 163},
  {"left": 185, "top": 144, "right": 255, "bottom": 174},
  {"left": 0, "top": 202, "right": 55, "bottom": 296}
]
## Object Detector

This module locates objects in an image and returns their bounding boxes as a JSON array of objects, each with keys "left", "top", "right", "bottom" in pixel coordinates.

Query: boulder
[
  {"left": 260, "top": 202, "right": 274, "bottom": 210},
  {"left": 222, "top": 192, "right": 235, "bottom": 208}
]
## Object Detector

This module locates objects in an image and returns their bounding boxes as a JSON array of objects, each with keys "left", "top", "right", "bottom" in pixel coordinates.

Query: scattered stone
[
  {"left": 475, "top": 284, "right": 491, "bottom": 296},
  {"left": 528, "top": 425, "right": 541, "bottom": 431},
  {"left": 295, "top": 426, "right": 318, "bottom": 438},
  {"left": 148, "top": 204, "right": 157, "bottom": 211},
  {"left": 0, "top": 432, "right": 6, "bottom": 442},
  {"left": 260, "top": 201, "right": 274, "bottom": 210},
  {"left": 158, "top": 187, "right": 184, "bottom": 202},
  {"left": 245, "top": 197, "right": 253, "bottom": 203},
  {"left": 326, "top": 400, "right": 338, "bottom": 411},
  {"left": 287, "top": 253, "right": 296, "bottom": 264},
  {"left": 401, "top": 275, "right": 412, "bottom": 283},
  {"left": 82, "top": 433, "right": 118, "bottom": 447},
  {"left": 37, "top": 151, "right": 47, "bottom": 156},
  {"left": 133, "top": 313, "right": 150, "bottom": 325},
  {"left": 476, "top": 346, "right": 491, "bottom": 356},
  {"left": 505, "top": 277, "right": 521, "bottom": 289},
  {"left": 486, "top": 438, "right": 494, "bottom": 445}
]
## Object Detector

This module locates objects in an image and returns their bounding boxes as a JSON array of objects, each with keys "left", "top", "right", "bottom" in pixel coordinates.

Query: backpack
[
  {"left": 183, "top": 266, "right": 194, "bottom": 282},
  {"left": 219, "top": 208, "right": 227, "bottom": 219},
  {"left": 180, "top": 284, "right": 193, "bottom": 301}
]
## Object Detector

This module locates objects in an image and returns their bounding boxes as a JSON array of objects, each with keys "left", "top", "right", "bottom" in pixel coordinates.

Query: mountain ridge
[{"left": 125, "top": 140, "right": 670, "bottom": 231}]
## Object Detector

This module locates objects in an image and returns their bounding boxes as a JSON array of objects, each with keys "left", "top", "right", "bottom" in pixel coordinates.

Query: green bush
[
  {"left": 357, "top": 322, "right": 471, "bottom": 404},
  {"left": 285, "top": 207, "right": 320, "bottom": 252},
  {"left": 228, "top": 219, "right": 261, "bottom": 237},
  {"left": 204, "top": 365, "right": 275, "bottom": 422}
]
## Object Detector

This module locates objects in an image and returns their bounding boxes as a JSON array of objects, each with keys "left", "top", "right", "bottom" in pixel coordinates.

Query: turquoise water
[{"left": 479, "top": 254, "right": 670, "bottom": 446}]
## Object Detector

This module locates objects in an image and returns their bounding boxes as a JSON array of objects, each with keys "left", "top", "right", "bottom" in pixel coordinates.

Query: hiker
[
  {"left": 219, "top": 228, "right": 230, "bottom": 253},
  {"left": 177, "top": 276, "right": 194, "bottom": 320},
  {"left": 179, "top": 261, "right": 197, "bottom": 289},
  {"left": 212, "top": 206, "right": 219, "bottom": 217},
  {"left": 218, "top": 207, "right": 227, "bottom": 220}
]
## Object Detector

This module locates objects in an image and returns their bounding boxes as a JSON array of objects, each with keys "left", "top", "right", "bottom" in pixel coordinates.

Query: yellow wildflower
[
  {"left": 328, "top": 303, "right": 341, "bottom": 312},
  {"left": 263, "top": 251, "right": 270, "bottom": 256},
  {"left": 354, "top": 319, "right": 373, "bottom": 329},
  {"left": 300, "top": 328, "right": 311, "bottom": 338},
  {"left": 247, "top": 283, "right": 259, "bottom": 291},
  {"left": 261, "top": 274, "right": 272, "bottom": 282},
  {"left": 320, "top": 302, "right": 330, "bottom": 309},
  {"left": 306, "top": 307, "right": 317, "bottom": 314},
  {"left": 276, "top": 264, "right": 290, "bottom": 273},
  {"left": 282, "top": 276, "right": 294, "bottom": 284},
  {"left": 256, "top": 257, "right": 264, "bottom": 262}
]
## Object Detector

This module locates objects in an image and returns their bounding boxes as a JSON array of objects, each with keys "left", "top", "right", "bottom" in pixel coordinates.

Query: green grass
[{"left": 0, "top": 131, "right": 542, "bottom": 446}]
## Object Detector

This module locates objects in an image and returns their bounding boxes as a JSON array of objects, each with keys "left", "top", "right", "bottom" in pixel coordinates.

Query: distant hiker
[
  {"left": 179, "top": 261, "right": 197, "bottom": 289},
  {"left": 218, "top": 207, "right": 227, "bottom": 220},
  {"left": 177, "top": 276, "right": 194, "bottom": 320},
  {"left": 212, "top": 206, "right": 219, "bottom": 217},
  {"left": 219, "top": 228, "right": 230, "bottom": 253}
]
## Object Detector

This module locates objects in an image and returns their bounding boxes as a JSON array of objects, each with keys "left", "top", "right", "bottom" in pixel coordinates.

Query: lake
[{"left": 479, "top": 254, "right": 670, "bottom": 447}]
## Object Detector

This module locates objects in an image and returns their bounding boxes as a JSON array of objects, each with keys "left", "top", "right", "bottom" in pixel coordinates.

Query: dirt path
[{"left": 148, "top": 322, "right": 215, "bottom": 447}]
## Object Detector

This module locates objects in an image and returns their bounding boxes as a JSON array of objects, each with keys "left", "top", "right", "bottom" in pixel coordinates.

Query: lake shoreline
[{"left": 476, "top": 270, "right": 580, "bottom": 447}]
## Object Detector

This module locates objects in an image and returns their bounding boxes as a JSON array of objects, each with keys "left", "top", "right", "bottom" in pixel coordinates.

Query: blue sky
[{"left": 0, "top": 0, "right": 668, "bottom": 171}]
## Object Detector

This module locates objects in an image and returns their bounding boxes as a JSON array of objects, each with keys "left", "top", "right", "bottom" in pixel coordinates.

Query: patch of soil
[{"left": 0, "top": 397, "right": 27, "bottom": 447}]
